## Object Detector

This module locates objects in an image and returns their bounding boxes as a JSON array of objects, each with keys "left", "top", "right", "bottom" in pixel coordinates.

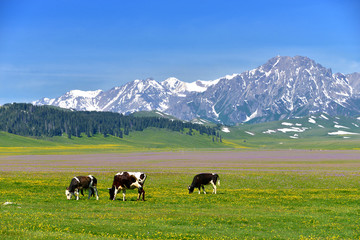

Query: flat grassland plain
[{"left": 1, "top": 151, "right": 360, "bottom": 239}]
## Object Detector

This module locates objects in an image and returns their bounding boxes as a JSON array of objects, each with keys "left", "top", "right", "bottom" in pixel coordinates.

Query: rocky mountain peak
[
  {"left": 162, "top": 77, "right": 186, "bottom": 93},
  {"left": 33, "top": 56, "right": 360, "bottom": 125}
]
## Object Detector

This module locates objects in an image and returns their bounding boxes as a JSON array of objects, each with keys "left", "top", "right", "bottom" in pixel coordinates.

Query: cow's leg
[
  {"left": 122, "top": 189, "right": 126, "bottom": 201},
  {"left": 198, "top": 187, "right": 201, "bottom": 194},
  {"left": 93, "top": 187, "right": 99, "bottom": 200},
  {"left": 75, "top": 189, "right": 79, "bottom": 200},
  {"left": 202, "top": 185, "right": 206, "bottom": 194},
  {"left": 210, "top": 180, "right": 217, "bottom": 194},
  {"left": 113, "top": 188, "right": 119, "bottom": 201},
  {"left": 137, "top": 187, "right": 145, "bottom": 201},
  {"left": 137, "top": 188, "right": 141, "bottom": 200},
  {"left": 88, "top": 188, "right": 92, "bottom": 199}
]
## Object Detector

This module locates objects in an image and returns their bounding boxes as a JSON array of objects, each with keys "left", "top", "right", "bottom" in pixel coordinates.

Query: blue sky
[{"left": 0, "top": 0, "right": 359, "bottom": 104}]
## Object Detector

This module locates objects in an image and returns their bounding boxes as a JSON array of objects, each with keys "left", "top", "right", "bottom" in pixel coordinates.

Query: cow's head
[
  {"left": 188, "top": 185, "right": 195, "bottom": 194},
  {"left": 108, "top": 186, "right": 115, "bottom": 200},
  {"left": 65, "top": 187, "right": 72, "bottom": 200}
]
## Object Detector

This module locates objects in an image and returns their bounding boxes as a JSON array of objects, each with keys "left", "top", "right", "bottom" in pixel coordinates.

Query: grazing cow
[
  {"left": 188, "top": 173, "right": 220, "bottom": 194},
  {"left": 65, "top": 175, "right": 99, "bottom": 200},
  {"left": 108, "top": 172, "right": 147, "bottom": 201}
]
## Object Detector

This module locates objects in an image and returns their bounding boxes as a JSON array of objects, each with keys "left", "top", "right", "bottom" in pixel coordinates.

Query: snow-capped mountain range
[{"left": 33, "top": 56, "right": 360, "bottom": 125}]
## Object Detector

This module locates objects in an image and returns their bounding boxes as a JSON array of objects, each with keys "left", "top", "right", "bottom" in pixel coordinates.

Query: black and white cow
[
  {"left": 188, "top": 173, "right": 220, "bottom": 194},
  {"left": 108, "top": 172, "right": 147, "bottom": 201},
  {"left": 65, "top": 175, "right": 99, "bottom": 200}
]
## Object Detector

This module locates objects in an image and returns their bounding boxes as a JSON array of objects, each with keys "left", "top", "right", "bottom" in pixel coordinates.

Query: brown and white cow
[
  {"left": 188, "top": 173, "right": 220, "bottom": 194},
  {"left": 108, "top": 172, "right": 147, "bottom": 201},
  {"left": 65, "top": 175, "right": 99, "bottom": 200}
]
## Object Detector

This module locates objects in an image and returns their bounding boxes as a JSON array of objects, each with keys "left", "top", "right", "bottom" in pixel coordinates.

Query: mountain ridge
[{"left": 33, "top": 56, "right": 360, "bottom": 125}]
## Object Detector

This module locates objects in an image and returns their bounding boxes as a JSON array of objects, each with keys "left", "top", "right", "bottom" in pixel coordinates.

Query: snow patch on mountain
[
  {"left": 221, "top": 127, "right": 230, "bottom": 133},
  {"left": 277, "top": 127, "right": 308, "bottom": 133},
  {"left": 263, "top": 129, "right": 276, "bottom": 134},
  {"left": 245, "top": 131, "right": 255, "bottom": 136},
  {"left": 320, "top": 114, "right": 329, "bottom": 120},
  {"left": 186, "top": 80, "right": 220, "bottom": 93},
  {"left": 69, "top": 89, "right": 102, "bottom": 98},
  {"left": 289, "top": 134, "right": 299, "bottom": 139},
  {"left": 244, "top": 109, "right": 258, "bottom": 122},
  {"left": 308, "top": 118, "right": 316, "bottom": 124},
  {"left": 162, "top": 77, "right": 186, "bottom": 94},
  {"left": 328, "top": 131, "right": 359, "bottom": 135},
  {"left": 334, "top": 125, "right": 350, "bottom": 129}
]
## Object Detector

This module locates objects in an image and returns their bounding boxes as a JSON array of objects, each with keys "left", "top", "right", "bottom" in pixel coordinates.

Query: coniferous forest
[{"left": 0, "top": 103, "right": 221, "bottom": 139}]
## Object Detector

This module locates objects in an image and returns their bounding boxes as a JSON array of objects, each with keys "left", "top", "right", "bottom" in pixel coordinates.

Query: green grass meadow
[
  {"left": 1, "top": 127, "right": 360, "bottom": 157},
  {"left": 1, "top": 163, "right": 360, "bottom": 239},
  {"left": 1, "top": 129, "right": 360, "bottom": 239},
  {"left": 0, "top": 129, "right": 234, "bottom": 155}
]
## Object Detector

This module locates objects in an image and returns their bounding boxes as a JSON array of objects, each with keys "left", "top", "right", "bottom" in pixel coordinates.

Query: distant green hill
[
  {"left": 219, "top": 113, "right": 360, "bottom": 150},
  {"left": 0, "top": 131, "right": 57, "bottom": 148},
  {"left": 0, "top": 127, "right": 231, "bottom": 155}
]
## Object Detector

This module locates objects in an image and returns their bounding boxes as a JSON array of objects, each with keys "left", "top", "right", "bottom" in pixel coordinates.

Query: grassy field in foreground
[{"left": 1, "top": 164, "right": 360, "bottom": 239}]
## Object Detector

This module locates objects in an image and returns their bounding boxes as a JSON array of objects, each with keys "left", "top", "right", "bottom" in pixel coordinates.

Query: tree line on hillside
[{"left": 0, "top": 103, "right": 222, "bottom": 140}]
